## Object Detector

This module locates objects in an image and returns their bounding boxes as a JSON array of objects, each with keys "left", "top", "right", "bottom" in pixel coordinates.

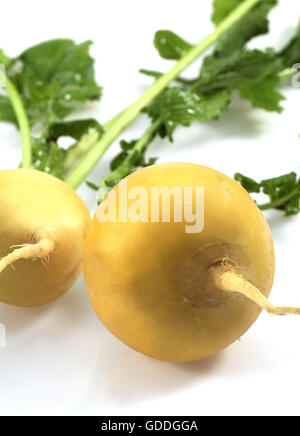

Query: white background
[{"left": 0, "top": 0, "right": 300, "bottom": 416}]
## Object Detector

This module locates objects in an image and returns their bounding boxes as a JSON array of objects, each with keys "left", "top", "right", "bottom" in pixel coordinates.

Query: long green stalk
[
  {"left": 65, "top": 0, "right": 262, "bottom": 189},
  {"left": 5, "top": 78, "right": 31, "bottom": 168}
]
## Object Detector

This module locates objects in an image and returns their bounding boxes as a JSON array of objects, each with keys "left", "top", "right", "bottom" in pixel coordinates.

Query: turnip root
[
  {"left": 0, "top": 169, "right": 91, "bottom": 307},
  {"left": 83, "top": 163, "right": 300, "bottom": 362}
]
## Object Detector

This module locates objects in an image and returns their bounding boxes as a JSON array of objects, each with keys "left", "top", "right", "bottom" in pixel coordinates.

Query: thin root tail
[
  {"left": 0, "top": 237, "right": 55, "bottom": 274},
  {"left": 213, "top": 269, "right": 300, "bottom": 317}
]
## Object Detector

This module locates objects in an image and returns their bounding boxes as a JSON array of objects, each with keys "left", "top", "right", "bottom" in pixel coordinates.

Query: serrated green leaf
[
  {"left": 8, "top": 39, "right": 102, "bottom": 127},
  {"left": 235, "top": 171, "right": 300, "bottom": 216},
  {"left": 284, "top": 194, "right": 300, "bottom": 216},
  {"left": 144, "top": 88, "right": 232, "bottom": 140},
  {"left": 239, "top": 74, "right": 285, "bottom": 112},
  {"left": 46, "top": 119, "right": 103, "bottom": 175},
  {"left": 110, "top": 139, "right": 139, "bottom": 171},
  {"left": 120, "top": 139, "right": 138, "bottom": 152},
  {"left": 261, "top": 172, "right": 300, "bottom": 215},
  {"left": 196, "top": 49, "right": 283, "bottom": 95},
  {"left": 213, "top": 0, "right": 278, "bottom": 56},
  {"left": 0, "top": 95, "right": 17, "bottom": 125},
  {"left": 96, "top": 150, "right": 158, "bottom": 202},
  {"left": 261, "top": 172, "right": 297, "bottom": 196},
  {"left": 197, "top": 89, "right": 233, "bottom": 120},
  {"left": 110, "top": 151, "right": 129, "bottom": 171},
  {"left": 109, "top": 138, "right": 157, "bottom": 175},
  {"left": 31, "top": 138, "right": 65, "bottom": 179},
  {"left": 279, "top": 27, "right": 300, "bottom": 67}
]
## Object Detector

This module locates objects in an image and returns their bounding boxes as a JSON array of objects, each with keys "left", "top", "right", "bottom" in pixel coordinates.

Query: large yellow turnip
[{"left": 83, "top": 163, "right": 299, "bottom": 362}]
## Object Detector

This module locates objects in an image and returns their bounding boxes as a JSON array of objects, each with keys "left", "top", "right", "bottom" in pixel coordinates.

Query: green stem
[
  {"left": 5, "top": 78, "right": 31, "bottom": 168},
  {"left": 131, "top": 118, "right": 162, "bottom": 154},
  {"left": 0, "top": 50, "right": 11, "bottom": 68},
  {"left": 259, "top": 188, "right": 300, "bottom": 211},
  {"left": 63, "top": 130, "right": 100, "bottom": 175},
  {"left": 65, "top": 0, "right": 262, "bottom": 189},
  {"left": 103, "top": 110, "right": 126, "bottom": 131},
  {"left": 140, "top": 69, "right": 198, "bottom": 86}
]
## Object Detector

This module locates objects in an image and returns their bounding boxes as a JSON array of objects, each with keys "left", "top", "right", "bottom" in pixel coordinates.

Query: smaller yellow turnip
[{"left": 0, "top": 168, "right": 91, "bottom": 307}]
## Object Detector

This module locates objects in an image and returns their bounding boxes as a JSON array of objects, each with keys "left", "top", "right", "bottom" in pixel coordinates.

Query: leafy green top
[
  {"left": 0, "top": 39, "right": 103, "bottom": 177},
  {"left": 91, "top": 0, "right": 300, "bottom": 212},
  {"left": 7, "top": 39, "right": 101, "bottom": 127},
  {"left": 1, "top": 1, "right": 299, "bottom": 215}
]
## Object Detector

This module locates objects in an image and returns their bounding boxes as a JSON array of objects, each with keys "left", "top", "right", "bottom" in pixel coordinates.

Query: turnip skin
[
  {"left": 0, "top": 169, "right": 91, "bottom": 307},
  {"left": 83, "top": 163, "right": 276, "bottom": 362}
]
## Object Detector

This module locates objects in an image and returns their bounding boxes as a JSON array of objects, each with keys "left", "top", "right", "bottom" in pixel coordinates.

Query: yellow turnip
[
  {"left": 83, "top": 163, "right": 300, "bottom": 362},
  {"left": 0, "top": 169, "right": 91, "bottom": 307}
]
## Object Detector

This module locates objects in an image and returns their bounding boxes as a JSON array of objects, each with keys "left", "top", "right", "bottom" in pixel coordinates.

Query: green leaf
[
  {"left": 44, "top": 119, "right": 104, "bottom": 176},
  {"left": 86, "top": 180, "right": 99, "bottom": 191},
  {"left": 47, "top": 119, "right": 104, "bottom": 142},
  {"left": 109, "top": 138, "right": 157, "bottom": 174},
  {"left": 97, "top": 83, "right": 231, "bottom": 201},
  {"left": 261, "top": 173, "right": 300, "bottom": 216},
  {"left": 284, "top": 195, "right": 300, "bottom": 216},
  {"left": 120, "top": 138, "right": 139, "bottom": 152},
  {"left": 30, "top": 119, "right": 103, "bottom": 178},
  {"left": 261, "top": 172, "right": 297, "bottom": 196},
  {"left": 95, "top": 120, "right": 161, "bottom": 203},
  {"left": 212, "top": 0, "right": 242, "bottom": 25},
  {"left": 196, "top": 49, "right": 283, "bottom": 95},
  {"left": 140, "top": 69, "right": 163, "bottom": 80},
  {"left": 8, "top": 39, "right": 102, "bottom": 126},
  {"left": 96, "top": 152, "right": 158, "bottom": 202},
  {"left": 144, "top": 88, "right": 232, "bottom": 140},
  {"left": 213, "top": 0, "right": 278, "bottom": 56},
  {"left": 235, "top": 171, "right": 300, "bottom": 216},
  {"left": 110, "top": 139, "right": 139, "bottom": 171},
  {"left": 279, "top": 27, "right": 300, "bottom": 67},
  {"left": 239, "top": 74, "right": 285, "bottom": 112},
  {"left": 110, "top": 151, "right": 129, "bottom": 171},
  {"left": 197, "top": 89, "right": 233, "bottom": 120},
  {"left": 234, "top": 173, "right": 261, "bottom": 193},
  {"left": 154, "top": 30, "right": 193, "bottom": 60},
  {"left": 94, "top": 149, "right": 158, "bottom": 203},
  {"left": 0, "top": 95, "right": 17, "bottom": 125},
  {"left": 31, "top": 137, "right": 66, "bottom": 179}
]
